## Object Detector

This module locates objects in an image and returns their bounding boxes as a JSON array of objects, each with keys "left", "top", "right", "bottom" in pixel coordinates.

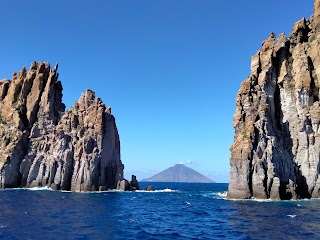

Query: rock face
[
  {"left": 142, "top": 164, "right": 214, "bottom": 183},
  {"left": 0, "top": 62, "right": 125, "bottom": 192},
  {"left": 228, "top": 0, "right": 320, "bottom": 200}
]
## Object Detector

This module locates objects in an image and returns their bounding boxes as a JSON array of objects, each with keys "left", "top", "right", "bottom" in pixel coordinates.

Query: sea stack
[
  {"left": 228, "top": 0, "right": 320, "bottom": 200},
  {"left": 0, "top": 62, "right": 126, "bottom": 192}
]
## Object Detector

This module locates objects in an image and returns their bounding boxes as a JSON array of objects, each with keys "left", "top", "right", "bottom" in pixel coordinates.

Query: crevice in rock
[
  {"left": 262, "top": 161, "right": 268, "bottom": 198},
  {"left": 300, "top": 21, "right": 311, "bottom": 43},
  {"left": 257, "top": 53, "right": 262, "bottom": 76},
  {"left": 53, "top": 81, "right": 65, "bottom": 124},
  {"left": 50, "top": 161, "right": 57, "bottom": 186},
  {"left": 274, "top": 84, "right": 282, "bottom": 131},
  {"left": 297, "top": 168, "right": 311, "bottom": 198},
  {"left": 0, "top": 81, "right": 10, "bottom": 101},
  {"left": 248, "top": 160, "right": 253, "bottom": 197},
  {"left": 308, "top": 56, "right": 319, "bottom": 103},
  {"left": 27, "top": 71, "right": 50, "bottom": 129}
]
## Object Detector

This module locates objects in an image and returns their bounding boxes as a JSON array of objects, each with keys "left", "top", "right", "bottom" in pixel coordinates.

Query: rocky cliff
[
  {"left": 228, "top": 0, "right": 320, "bottom": 200},
  {"left": 0, "top": 62, "right": 125, "bottom": 192}
]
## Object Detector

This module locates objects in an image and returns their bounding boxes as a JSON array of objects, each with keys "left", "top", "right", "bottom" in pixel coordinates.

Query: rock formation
[
  {"left": 116, "top": 175, "right": 139, "bottom": 191},
  {"left": 146, "top": 185, "right": 154, "bottom": 191},
  {"left": 0, "top": 62, "right": 129, "bottom": 192},
  {"left": 228, "top": 0, "right": 320, "bottom": 200}
]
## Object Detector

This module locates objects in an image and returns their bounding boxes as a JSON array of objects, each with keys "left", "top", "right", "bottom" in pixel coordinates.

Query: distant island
[{"left": 141, "top": 164, "right": 214, "bottom": 183}]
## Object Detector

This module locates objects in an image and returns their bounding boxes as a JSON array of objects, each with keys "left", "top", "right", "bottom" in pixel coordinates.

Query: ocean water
[{"left": 0, "top": 183, "right": 320, "bottom": 240}]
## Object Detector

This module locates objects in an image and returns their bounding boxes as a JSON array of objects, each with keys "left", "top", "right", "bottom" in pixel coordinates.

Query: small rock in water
[
  {"left": 130, "top": 175, "right": 139, "bottom": 190},
  {"left": 146, "top": 185, "right": 154, "bottom": 191}
]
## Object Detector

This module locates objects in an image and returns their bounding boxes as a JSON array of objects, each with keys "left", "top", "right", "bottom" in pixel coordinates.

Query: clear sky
[{"left": 0, "top": 1, "right": 314, "bottom": 182}]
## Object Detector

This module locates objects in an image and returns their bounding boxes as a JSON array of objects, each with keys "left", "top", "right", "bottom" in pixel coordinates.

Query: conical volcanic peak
[{"left": 142, "top": 164, "right": 214, "bottom": 183}]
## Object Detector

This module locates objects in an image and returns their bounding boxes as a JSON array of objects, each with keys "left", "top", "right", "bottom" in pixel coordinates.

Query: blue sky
[{"left": 0, "top": 1, "right": 314, "bottom": 182}]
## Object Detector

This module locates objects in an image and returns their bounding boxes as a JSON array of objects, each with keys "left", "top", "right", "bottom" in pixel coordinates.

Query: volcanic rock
[
  {"left": 146, "top": 185, "right": 154, "bottom": 191},
  {"left": 117, "top": 179, "right": 130, "bottom": 191},
  {"left": 228, "top": 0, "right": 320, "bottom": 199},
  {"left": 116, "top": 175, "right": 140, "bottom": 191},
  {"left": 0, "top": 62, "right": 126, "bottom": 192},
  {"left": 130, "top": 175, "right": 139, "bottom": 190}
]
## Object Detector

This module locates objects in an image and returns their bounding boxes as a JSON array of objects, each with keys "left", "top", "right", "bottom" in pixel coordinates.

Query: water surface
[{"left": 0, "top": 182, "right": 319, "bottom": 239}]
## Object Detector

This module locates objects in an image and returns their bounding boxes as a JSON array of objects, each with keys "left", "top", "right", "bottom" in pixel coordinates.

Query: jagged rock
[
  {"left": 0, "top": 62, "right": 125, "bottom": 192},
  {"left": 116, "top": 175, "right": 140, "bottom": 191},
  {"left": 228, "top": 0, "right": 320, "bottom": 200},
  {"left": 130, "top": 175, "right": 139, "bottom": 190}
]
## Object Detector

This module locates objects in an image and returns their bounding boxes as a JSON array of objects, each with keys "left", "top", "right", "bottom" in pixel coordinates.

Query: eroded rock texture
[
  {"left": 228, "top": 0, "right": 320, "bottom": 199},
  {"left": 0, "top": 62, "right": 124, "bottom": 191}
]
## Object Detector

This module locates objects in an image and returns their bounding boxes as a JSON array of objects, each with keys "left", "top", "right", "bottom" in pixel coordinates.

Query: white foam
[
  {"left": 161, "top": 188, "right": 176, "bottom": 192},
  {"left": 201, "top": 191, "right": 228, "bottom": 200},
  {"left": 136, "top": 188, "right": 178, "bottom": 193},
  {"left": 26, "top": 186, "right": 54, "bottom": 191},
  {"left": 217, "top": 191, "right": 227, "bottom": 197},
  {"left": 3, "top": 187, "right": 178, "bottom": 194},
  {"left": 186, "top": 201, "right": 191, "bottom": 205},
  {"left": 287, "top": 215, "right": 297, "bottom": 218},
  {"left": 250, "top": 198, "right": 273, "bottom": 202},
  {"left": 227, "top": 197, "right": 273, "bottom": 202},
  {"left": 8, "top": 186, "right": 54, "bottom": 191}
]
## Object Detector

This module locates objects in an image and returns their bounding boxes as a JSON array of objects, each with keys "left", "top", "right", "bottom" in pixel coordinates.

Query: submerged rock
[
  {"left": 228, "top": 0, "right": 320, "bottom": 200},
  {"left": 0, "top": 62, "right": 125, "bottom": 192}
]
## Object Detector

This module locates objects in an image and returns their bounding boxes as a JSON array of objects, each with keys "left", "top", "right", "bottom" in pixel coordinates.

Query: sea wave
[
  {"left": 8, "top": 187, "right": 54, "bottom": 191},
  {"left": 227, "top": 197, "right": 275, "bottom": 202},
  {"left": 217, "top": 191, "right": 227, "bottom": 198},
  {"left": 27, "top": 186, "right": 54, "bottom": 191},
  {"left": 226, "top": 197, "right": 319, "bottom": 202},
  {"left": 201, "top": 191, "right": 227, "bottom": 199},
  {"left": 0, "top": 187, "right": 179, "bottom": 193},
  {"left": 136, "top": 188, "right": 178, "bottom": 193}
]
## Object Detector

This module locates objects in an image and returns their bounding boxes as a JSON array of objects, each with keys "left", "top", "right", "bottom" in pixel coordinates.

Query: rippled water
[{"left": 0, "top": 182, "right": 319, "bottom": 239}]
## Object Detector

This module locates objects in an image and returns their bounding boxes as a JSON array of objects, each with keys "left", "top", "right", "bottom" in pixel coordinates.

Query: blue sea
[{"left": 0, "top": 182, "right": 319, "bottom": 239}]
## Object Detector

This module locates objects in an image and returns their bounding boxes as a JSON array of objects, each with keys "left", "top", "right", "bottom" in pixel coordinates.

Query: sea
[{"left": 0, "top": 182, "right": 319, "bottom": 240}]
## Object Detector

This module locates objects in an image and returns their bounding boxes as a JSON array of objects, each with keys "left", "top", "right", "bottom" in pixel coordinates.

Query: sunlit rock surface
[
  {"left": 0, "top": 62, "right": 124, "bottom": 192},
  {"left": 228, "top": 0, "right": 320, "bottom": 200}
]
